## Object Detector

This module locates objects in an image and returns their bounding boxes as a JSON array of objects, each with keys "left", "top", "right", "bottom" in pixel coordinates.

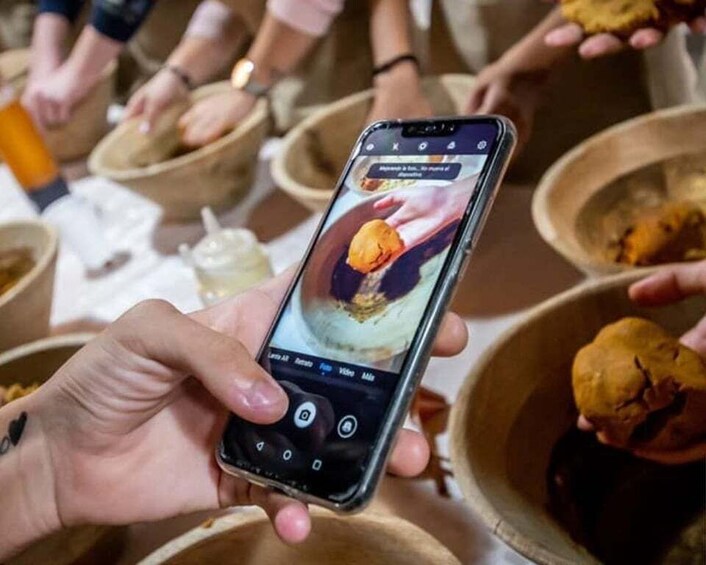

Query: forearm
[
  {"left": 245, "top": 12, "right": 320, "bottom": 86},
  {"left": 499, "top": 7, "right": 571, "bottom": 71},
  {"left": 29, "top": 13, "right": 72, "bottom": 76},
  {"left": 0, "top": 395, "right": 59, "bottom": 561},
  {"left": 173, "top": 0, "right": 247, "bottom": 87},
  {"left": 61, "top": 26, "right": 122, "bottom": 86},
  {"left": 368, "top": 0, "right": 414, "bottom": 65}
]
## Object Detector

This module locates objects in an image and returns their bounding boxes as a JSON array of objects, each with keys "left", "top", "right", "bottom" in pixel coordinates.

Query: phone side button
[{"left": 457, "top": 253, "right": 472, "bottom": 280}]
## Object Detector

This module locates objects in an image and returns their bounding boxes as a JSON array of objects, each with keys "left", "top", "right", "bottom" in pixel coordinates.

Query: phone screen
[{"left": 220, "top": 119, "right": 502, "bottom": 502}]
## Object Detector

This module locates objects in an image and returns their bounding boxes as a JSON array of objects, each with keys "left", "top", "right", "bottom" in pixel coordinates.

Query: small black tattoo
[{"left": 1, "top": 411, "right": 27, "bottom": 456}]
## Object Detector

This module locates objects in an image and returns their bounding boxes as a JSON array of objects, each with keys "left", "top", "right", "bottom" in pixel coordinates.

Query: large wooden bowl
[
  {"left": 271, "top": 74, "right": 475, "bottom": 212},
  {"left": 89, "top": 81, "right": 269, "bottom": 222},
  {"left": 0, "top": 220, "right": 58, "bottom": 352},
  {"left": 0, "top": 334, "right": 128, "bottom": 565},
  {"left": 533, "top": 105, "right": 706, "bottom": 276},
  {"left": 0, "top": 48, "right": 116, "bottom": 162},
  {"left": 449, "top": 270, "right": 706, "bottom": 565},
  {"left": 139, "top": 508, "right": 459, "bottom": 565}
]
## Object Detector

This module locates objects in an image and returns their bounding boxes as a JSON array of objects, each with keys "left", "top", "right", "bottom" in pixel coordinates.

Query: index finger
[
  {"left": 629, "top": 262, "right": 706, "bottom": 306},
  {"left": 544, "top": 22, "right": 584, "bottom": 47}
]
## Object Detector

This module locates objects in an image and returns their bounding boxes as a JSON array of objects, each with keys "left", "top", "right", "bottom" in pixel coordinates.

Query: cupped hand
[
  {"left": 577, "top": 260, "right": 706, "bottom": 464},
  {"left": 545, "top": 16, "right": 706, "bottom": 59},
  {"left": 373, "top": 180, "right": 473, "bottom": 250},
  {"left": 125, "top": 68, "right": 190, "bottom": 134},
  {"left": 629, "top": 260, "right": 706, "bottom": 356},
  {"left": 466, "top": 61, "right": 546, "bottom": 154},
  {"left": 178, "top": 89, "right": 257, "bottom": 148},
  {"left": 21, "top": 63, "right": 92, "bottom": 129},
  {"left": 31, "top": 268, "right": 468, "bottom": 543},
  {"left": 578, "top": 415, "right": 706, "bottom": 465}
]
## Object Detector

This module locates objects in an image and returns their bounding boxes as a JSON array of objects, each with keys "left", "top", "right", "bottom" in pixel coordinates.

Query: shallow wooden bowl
[
  {"left": 139, "top": 508, "right": 459, "bottom": 565},
  {"left": 533, "top": 105, "right": 706, "bottom": 276},
  {"left": 271, "top": 74, "right": 475, "bottom": 212},
  {"left": 0, "top": 48, "right": 116, "bottom": 162},
  {"left": 0, "top": 220, "right": 58, "bottom": 352},
  {"left": 89, "top": 81, "right": 269, "bottom": 222},
  {"left": 449, "top": 270, "right": 706, "bottom": 565},
  {"left": 0, "top": 333, "right": 127, "bottom": 565}
]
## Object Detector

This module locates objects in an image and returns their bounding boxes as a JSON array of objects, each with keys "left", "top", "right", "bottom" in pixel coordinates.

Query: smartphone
[{"left": 217, "top": 116, "right": 516, "bottom": 512}]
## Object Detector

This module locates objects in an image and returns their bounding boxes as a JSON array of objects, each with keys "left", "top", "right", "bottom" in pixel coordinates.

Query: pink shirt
[
  {"left": 267, "top": 0, "right": 345, "bottom": 36},
  {"left": 188, "top": 0, "right": 345, "bottom": 40}
]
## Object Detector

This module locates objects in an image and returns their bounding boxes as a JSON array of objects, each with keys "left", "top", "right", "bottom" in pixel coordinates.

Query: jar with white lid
[{"left": 181, "top": 208, "right": 273, "bottom": 305}]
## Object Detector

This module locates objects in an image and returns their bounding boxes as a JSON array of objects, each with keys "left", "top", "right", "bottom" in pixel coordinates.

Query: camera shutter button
[{"left": 293, "top": 401, "right": 317, "bottom": 429}]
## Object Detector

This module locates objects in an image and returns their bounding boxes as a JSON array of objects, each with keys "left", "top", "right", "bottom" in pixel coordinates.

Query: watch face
[{"left": 231, "top": 59, "right": 255, "bottom": 90}]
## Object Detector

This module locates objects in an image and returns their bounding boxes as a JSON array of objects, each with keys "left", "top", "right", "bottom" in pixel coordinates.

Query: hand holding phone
[{"left": 218, "top": 117, "right": 516, "bottom": 512}]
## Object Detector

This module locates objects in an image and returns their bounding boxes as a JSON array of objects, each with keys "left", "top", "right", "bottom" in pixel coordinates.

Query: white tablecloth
[{"left": 0, "top": 145, "right": 584, "bottom": 564}]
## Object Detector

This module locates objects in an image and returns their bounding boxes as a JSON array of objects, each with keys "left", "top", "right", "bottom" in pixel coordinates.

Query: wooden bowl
[
  {"left": 0, "top": 333, "right": 128, "bottom": 565},
  {"left": 0, "top": 48, "right": 116, "bottom": 162},
  {"left": 139, "top": 508, "right": 459, "bottom": 565},
  {"left": 533, "top": 105, "right": 706, "bottom": 276},
  {"left": 449, "top": 270, "right": 706, "bottom": 565},
  {"left": 0, "top": 220, "right": 58, "bottom": 352},
  {"left": 271, "top": 74, "right": 475, "bottom": 212},
  {"left": 88, "top": 81, "right": 269, "bottom": 222}
]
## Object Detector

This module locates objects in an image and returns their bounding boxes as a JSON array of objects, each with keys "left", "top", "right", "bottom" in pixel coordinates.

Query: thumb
[
  {"left": 112, "top": 300, "right": 289, "bottom": 424},
  {"left": 139, "top": 99, "right": 163, "bottom": 134},
  {"left": 124, "top": 92, "right": 146, "bottom": 121}
]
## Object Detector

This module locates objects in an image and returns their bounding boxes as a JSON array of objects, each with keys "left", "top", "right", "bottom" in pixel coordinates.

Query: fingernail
[
  {"left": 139, "top": 121, "right": 150, "bottom": 134},
  {"left": 243, "top": 378, "right": 287, "bottom": 412}
]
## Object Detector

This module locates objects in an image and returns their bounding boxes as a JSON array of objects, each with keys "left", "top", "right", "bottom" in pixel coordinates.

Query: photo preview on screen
[{"left": 268, "top": 148, "right": 487, "bottom": 381}]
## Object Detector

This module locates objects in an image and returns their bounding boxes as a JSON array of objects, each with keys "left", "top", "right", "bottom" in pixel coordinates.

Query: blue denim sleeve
[
  {"left": 38, "top": 0, "right": 86, "bottom": 23},
  {"left": 89, "top": 0, "right": 155, "bottom": 42}
]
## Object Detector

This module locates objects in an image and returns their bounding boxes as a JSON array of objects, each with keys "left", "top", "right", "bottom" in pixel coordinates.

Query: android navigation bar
[{"left": 266, "top": 347, "right": 396, "bottom": 391}]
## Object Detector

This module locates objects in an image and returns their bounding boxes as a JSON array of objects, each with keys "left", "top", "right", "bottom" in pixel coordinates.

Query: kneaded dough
[
  {"left": 573, "top": 317, "right": 706, "bottom": 450},
  {"left": 347, "top": 219, "right": 404, "bottom": 274},
  {"left": 561, "top": 0, "right": 706, "bottom": 36}
]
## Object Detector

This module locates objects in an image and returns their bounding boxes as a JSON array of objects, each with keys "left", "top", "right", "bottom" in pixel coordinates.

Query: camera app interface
[{"left": 221, "top": 122, "right": 499, "bottom": 501}]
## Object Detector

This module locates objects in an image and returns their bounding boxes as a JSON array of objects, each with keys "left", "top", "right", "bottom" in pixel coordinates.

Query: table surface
[{"left": 0, "top": 140, "right": 585, "bottom": 564}]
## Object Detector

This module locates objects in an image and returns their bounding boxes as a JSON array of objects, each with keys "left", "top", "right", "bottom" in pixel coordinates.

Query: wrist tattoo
[{"left": 0, "top": 412, "right": 27, "bottom": 456}]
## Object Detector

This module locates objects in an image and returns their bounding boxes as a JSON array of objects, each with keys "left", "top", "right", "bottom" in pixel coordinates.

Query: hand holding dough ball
[
  {"left": 347, "top": 219, "right": 404, "bottom": 274},
  {"left": 560, "top": 0, "right": 706, "bottom": 36},
  {"left": 572, "top": 317, "right": 706, "bottom": 451}
]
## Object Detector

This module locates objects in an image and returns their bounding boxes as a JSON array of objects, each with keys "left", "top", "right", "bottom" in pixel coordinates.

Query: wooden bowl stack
[
  {"left": 0, "top": 220, "right": 58, "bottom": 353},
  {"left": 533, "top": 105, "right": 706, "bottom": 276},
  {"left": 139, "top": 508, "right": 459, "bottom": 565},
  {"left": 449, "top": 271, "right": 706, "bottom": 564},
  {"left": 0, "top": 48, "right": 116, "bottom": 162},
  {"left": 271, "top": 74, "right": 475, "bottom": 212},
  {"left": 0, "top": 334, "right": 128, "bottom": 565}
]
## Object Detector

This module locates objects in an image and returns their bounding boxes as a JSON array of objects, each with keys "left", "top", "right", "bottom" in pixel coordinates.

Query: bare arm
[
  {"left": 27, "top": 13, "right": 70, "bottom": 81},
  {"left": 366, "top": 0, "right": 432, "bottom": 123}
]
